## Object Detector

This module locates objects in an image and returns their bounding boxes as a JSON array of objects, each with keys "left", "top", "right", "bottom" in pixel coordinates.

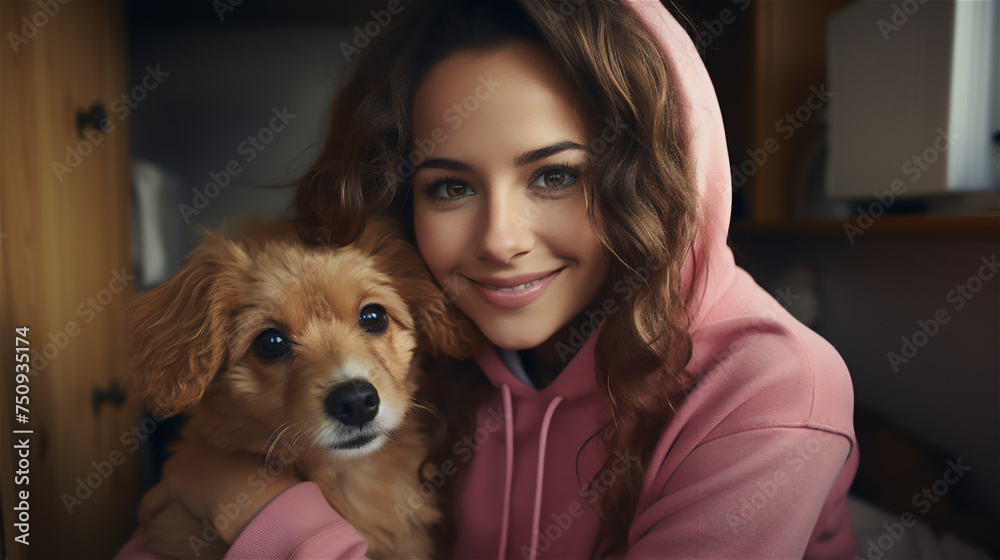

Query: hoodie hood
[{"left": 629, "top": 0, "right": 741, "bottom": 338}]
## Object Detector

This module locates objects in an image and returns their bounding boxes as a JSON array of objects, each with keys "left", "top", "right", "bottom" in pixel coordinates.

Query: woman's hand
[{"left": 137, "top": 437, "right": 301, "bottom": 545}]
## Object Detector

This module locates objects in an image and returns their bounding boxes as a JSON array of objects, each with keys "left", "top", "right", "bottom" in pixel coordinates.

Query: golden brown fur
[{"left": 124, "top": 216, "right": 479, "bottom": 559}]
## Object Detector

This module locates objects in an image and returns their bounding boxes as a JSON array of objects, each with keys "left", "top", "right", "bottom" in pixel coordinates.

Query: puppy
[{"left": 124, "top": 216, "right": 474, "bottom": 559}]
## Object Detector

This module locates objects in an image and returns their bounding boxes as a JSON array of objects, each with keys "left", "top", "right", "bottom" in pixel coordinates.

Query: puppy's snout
[{"left": 325, "top": 381, "right": 380, "bottom": 427}]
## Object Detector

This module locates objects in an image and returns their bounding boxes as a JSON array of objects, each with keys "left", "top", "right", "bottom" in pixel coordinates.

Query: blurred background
[{"left": 1, "top": 0, "right": 997, "bottom": 558}]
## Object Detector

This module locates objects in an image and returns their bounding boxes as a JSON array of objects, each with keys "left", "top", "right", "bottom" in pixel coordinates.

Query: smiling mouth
[
  {"left": 483, "top": 279, "right": 542, "bottom": 292},
  {"left": 333, "top": 432, "right": 379, "bottom": 450},
  {"left": 477, "top": 268, "right": 565, "bottom": 292}
]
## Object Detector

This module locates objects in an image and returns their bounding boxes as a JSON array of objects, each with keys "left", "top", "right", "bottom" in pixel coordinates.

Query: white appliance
[{"left": 825, "top": 0, "right": 999, "bottom": 200}]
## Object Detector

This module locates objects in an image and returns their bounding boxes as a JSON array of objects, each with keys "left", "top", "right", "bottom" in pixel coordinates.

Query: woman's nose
[{"left": 476, "top": 189, "right": 535, "bottom": 264}]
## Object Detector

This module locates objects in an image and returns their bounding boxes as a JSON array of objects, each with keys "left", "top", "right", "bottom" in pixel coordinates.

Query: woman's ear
[
  {"left": 124, "top": 234, "right": 238, "bottom": 415},
  {"left": 357, "top": 216, "right": 483, "bottom": 360}
]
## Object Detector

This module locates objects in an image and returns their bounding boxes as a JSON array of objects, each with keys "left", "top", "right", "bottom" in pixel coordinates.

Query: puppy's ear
[
  {"left": 124, "top": 234, "right": 240, "bottom": 415},
  {"left": 357, "top": 216, "right": 483, "bottom": 360}
]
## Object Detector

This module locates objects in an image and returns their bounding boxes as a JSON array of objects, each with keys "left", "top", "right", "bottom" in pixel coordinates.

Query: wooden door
[{"left": 1, "top": 1, "right": 140, "bottom": 557}]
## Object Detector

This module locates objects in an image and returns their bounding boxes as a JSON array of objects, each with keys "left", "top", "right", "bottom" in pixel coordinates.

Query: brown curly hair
[{"left": 294, "top": 1, "right": 698, "bottom": 556}]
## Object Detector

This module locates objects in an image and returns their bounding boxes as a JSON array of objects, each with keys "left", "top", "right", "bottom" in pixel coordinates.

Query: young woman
[{"left": 119, "top": 1, "right": 859, "bottom": 557}]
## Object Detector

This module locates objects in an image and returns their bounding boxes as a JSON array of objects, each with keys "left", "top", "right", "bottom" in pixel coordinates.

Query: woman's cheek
[{"left": 414, "top": 211, "right": 462, "bottom": 282}]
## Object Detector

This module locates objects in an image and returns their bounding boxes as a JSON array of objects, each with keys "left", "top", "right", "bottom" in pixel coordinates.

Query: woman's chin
[
  {"left": 477, "top": 321, "right": 554, "bottom": 351},
  {"left": 483, "top": 332, "right": 546, "bottom": 351}
]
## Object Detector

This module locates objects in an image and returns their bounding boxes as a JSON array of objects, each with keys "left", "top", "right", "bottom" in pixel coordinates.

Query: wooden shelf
[{"left": 730, "top": 212, "right": 1000, "bottom": 236}]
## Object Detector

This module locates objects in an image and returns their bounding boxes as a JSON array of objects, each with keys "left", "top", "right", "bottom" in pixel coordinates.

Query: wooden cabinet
[{"left": 1, "top": 1, "right": 140, "bottom": 558}]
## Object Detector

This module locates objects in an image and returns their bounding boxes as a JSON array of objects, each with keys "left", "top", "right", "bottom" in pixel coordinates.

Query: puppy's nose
[{"left": 324, "top": 381, "right": 380, "bottom": 427}]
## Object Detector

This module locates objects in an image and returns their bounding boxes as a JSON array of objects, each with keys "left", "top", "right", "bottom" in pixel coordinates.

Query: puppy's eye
[
  {"left": 253, "top": 328, "right": 293, "bottom": 360},
  {"left": 358, "top": 304, "right": 388, "bottom": 334}
]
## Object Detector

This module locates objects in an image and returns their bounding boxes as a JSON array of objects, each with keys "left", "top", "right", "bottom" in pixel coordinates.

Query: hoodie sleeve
[
  {"left": 626, "top": 427, "right": 856, "bottom": 559},
  {"left": 624, "top": 301, "right": 860, "bottom": 559},
  {"left": 113, "top": 482, "right": 369, "bottom": 560},
  {"left": 225, "top": 481, "right": 369, "bottom": 559}
]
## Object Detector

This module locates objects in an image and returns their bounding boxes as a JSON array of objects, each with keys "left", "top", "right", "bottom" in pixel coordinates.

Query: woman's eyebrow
[
  {"left": 415, "top": 157, "right": 470, "bottom": 173},
  {"left": 414, "top": 141, "right": 588, "bottom": 172},
  {"left": 514, "top": 141, "right": 588, "bottom": 166}
]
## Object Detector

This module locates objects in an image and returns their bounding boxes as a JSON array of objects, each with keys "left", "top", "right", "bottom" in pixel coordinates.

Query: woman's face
[{"left": 411, "top": 40, "right": 609, "bottom": 351}]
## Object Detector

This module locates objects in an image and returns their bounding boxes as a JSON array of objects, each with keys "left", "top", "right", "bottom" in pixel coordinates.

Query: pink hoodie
[{"left": 116, "top": 1, "right": 859, "bottom": 558}]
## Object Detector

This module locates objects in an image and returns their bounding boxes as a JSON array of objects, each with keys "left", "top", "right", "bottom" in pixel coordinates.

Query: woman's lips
[{"left": 467, "top": 268, "right": 564, "bottom": 310}]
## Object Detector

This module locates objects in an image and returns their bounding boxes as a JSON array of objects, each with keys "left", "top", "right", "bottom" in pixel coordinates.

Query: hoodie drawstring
[
  {"left": 498, "top": 384, "right": 515, "bottom": 560},
  {"left": 497, "top": 385, "right": 565, "bottom": 560},
  {"left": 528, "top": 395, "right": 564, "bottom": 560}
]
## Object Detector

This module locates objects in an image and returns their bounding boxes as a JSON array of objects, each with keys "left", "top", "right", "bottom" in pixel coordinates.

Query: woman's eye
[
  {"left": 358, "top": 303, "right": 389, "bottom": 334},
  {"left": 253, "top": 328, "right": 293, "bottom": 361},
  {"left": 428, "top": 180, "right": 474, "bottom": 201},
  {"left": 530, "top": 168, "right": 579, "bottom": 191}
]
